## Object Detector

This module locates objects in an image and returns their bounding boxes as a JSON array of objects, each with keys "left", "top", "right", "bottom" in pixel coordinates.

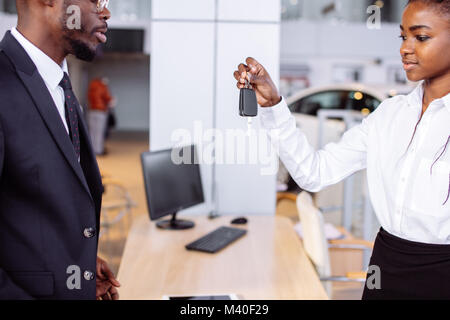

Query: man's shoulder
[
  {"left": 0, "top": 50, "right": 17, "bottom": 83},
  {"left": 0, "top": 50, "right": 26, "bottom": 95},
  {"left": 0, "top": 51, "right": 30, "bottom": 117}
]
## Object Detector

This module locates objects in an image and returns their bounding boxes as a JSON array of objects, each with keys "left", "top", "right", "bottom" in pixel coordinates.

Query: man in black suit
[{"left": 0, "top": 0, "right": 120, "bottom": 299}]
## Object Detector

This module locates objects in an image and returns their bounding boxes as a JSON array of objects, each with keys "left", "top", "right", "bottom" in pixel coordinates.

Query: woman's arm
[
  {"left": 260, "top": 99, "right": 371, "bottom": 192},
  {"left": 234, "top": 57, "right": 373, "bottom": 192}
]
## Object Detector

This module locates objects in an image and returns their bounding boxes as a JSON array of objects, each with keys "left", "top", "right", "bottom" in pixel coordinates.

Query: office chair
[
  {"left": 276, "top": 192, "right": 301, "bottom": 222},
  {"left": 296, "top": 191, "right": 373, "bottom": 299},
  {"left": 99, "top": 170, "right": 136, "bottom": 230},
  {"left": 102, "top": 178, "right": 136, "bottom": 226}
]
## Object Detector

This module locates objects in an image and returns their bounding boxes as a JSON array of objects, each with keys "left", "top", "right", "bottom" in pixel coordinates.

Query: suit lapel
[
  {"left": 17, "top": 70, "right": 93, "bottom": 200},
  {"left": 1, "top": 31, "right": 93, "bottom": 201}
]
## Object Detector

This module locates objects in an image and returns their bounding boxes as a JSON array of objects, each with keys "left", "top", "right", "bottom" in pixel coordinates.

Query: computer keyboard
[{"left": 186, "top": 226, "right": 247, "bottom": 253}]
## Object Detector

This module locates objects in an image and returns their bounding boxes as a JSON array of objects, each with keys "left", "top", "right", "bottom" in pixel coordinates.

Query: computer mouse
[{"left": 231, "top": 217, "right": 248, "bottom": 225}]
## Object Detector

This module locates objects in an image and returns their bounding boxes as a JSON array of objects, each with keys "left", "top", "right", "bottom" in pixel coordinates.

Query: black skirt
[{"left": 362, "top": 228, "right": 450, "bottom": 300}]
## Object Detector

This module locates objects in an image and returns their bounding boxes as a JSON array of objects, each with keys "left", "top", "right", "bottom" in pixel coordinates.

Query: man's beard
[
  {"left": 65, "top": 36, "right": 97, "bottom": 62},
  {"left": 61, "top": 0, "right": 98, "bottom": 62}
]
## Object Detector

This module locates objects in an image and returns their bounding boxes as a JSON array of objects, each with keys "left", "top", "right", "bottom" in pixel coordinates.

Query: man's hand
[
  {"left": 233, "top": 57, "right": 281, "bottom": 108},
  {"left": 96, "top": 256, "right": 121, "bottom": 300}
]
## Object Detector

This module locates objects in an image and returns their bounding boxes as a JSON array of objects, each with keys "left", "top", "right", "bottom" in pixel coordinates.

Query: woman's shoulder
[
  {"left": 379, "top": 94, "right": 409, "bottom": 109},
  {"left": 363, "top": 91, "right": 414, "bottom": 130},
  {"left": 382, "top": 85, "right": 421, "bottom": 108},
  {"left": 372, "top": 88, "right": 418, "bottom": 117}
]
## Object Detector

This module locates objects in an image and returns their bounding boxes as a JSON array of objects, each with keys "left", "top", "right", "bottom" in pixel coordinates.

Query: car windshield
[{"left": 289, "top": 90, "right": 381, "bottom": 116}]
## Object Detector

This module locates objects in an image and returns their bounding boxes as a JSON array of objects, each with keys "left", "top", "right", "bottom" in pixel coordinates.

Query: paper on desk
[{"left": 294, "top": 222, "right": 344, "bottom": 240}]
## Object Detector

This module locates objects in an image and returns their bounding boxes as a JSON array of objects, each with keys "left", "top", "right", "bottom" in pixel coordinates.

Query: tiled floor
[{"left": 96, "top": 131, "right": 367, "bottom": 300}]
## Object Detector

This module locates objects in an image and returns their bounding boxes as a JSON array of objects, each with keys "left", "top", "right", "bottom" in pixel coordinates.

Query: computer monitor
[{"left": 141, "top": 145, "right": 204, "bottom": 230}]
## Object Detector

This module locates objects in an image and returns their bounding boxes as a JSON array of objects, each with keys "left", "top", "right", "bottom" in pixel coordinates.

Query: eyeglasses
[{"left": 96, "top": 0, "right": 109, "bottom": 13}]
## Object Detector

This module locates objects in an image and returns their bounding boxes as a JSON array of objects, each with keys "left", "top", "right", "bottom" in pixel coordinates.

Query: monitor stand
[{"left": 156, "top": 212, "right": 195, "bottom": 230}]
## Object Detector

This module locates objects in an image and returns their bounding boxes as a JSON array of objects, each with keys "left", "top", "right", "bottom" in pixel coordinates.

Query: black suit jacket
[{"left": 0, "top": 31, "right": 103, "bottom": 299}]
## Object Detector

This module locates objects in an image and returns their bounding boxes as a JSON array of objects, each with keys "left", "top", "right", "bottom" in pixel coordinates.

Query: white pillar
[{"left": 150, "top": 0, "right": 280, "bottom": 216}]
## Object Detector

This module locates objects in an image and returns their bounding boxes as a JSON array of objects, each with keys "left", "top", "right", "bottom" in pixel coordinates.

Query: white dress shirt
[
  {"left": 261, "top": 84, "right": 450, "bottom": 244},
  {"left": 11, "top": 27, "right": 70, "bottom": 134}
]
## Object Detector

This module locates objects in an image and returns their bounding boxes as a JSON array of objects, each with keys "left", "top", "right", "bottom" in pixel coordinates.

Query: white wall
[
  {"left": 150, "top": 19, "right": 216, "bottom": 216},
  {"left": 0, "top": 12, "right": 16, "bottom": 36},
  {"left": 84, "top": 54, "right": 150, "bottom": 131},
  {"left": 150, "top": 0, "right": 280, "bottom": 216}
]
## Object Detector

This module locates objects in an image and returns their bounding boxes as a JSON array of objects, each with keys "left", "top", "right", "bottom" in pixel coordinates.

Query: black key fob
[{"left": 239, "top": 87, "right": 258, "bottom": 117}]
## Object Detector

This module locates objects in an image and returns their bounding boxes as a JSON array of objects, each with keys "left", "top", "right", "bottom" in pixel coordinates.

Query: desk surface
[{"left": 117, "top": 215, "right": 328, "bottom": 300}]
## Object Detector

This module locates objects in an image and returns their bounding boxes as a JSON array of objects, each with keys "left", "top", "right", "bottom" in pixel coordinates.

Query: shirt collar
[
  {"left": 10, "top": 27, "right": 68, "bottom": 90},
  {"left": 407, "top": 82, "right": 450, "bottom": 113},
  {"left": 406, "top": 83, "right": 424, "bottom": 109},
  {"left": 443, "top": 92, "right": 450, "bottom": 113}
]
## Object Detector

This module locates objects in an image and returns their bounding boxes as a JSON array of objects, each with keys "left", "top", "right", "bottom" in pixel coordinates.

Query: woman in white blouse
[{"left": 234, "top": 0, "right": 449, "bottom": 299}]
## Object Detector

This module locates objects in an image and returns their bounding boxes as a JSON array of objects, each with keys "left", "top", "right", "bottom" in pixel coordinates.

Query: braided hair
[{"left": 430, "top": 136, "right": 450, "bottom": 205}]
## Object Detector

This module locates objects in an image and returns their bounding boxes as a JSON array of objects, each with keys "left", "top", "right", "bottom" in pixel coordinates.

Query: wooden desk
[{"left": 117, "top": 215, "right": 328, "bottom": 300}]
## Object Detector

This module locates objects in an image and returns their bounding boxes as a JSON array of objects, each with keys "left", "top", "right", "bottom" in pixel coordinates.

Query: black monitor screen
[
  {"left": 141, "top": 145, "right": 204, "bottom": 221},
  {"left": 101, "top": 28, "right": 144, "bottom": 53}
]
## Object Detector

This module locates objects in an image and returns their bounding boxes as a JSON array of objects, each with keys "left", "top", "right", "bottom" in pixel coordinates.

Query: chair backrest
[{"left": 296, "top": 192, "right": 332, "bottom": 280}]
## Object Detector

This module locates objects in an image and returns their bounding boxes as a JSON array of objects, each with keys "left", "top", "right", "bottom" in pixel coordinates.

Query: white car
[{"left": 285, "top": 83, "right": 413, "bottom": 150}]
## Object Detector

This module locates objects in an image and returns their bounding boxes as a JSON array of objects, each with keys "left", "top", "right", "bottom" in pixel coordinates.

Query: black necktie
[{"left": 59, "top": 73, "right": 81, "bottom": 159}]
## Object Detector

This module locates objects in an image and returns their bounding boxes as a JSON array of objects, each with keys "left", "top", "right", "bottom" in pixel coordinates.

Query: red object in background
[{"left": 88, "top": 78, "right": 112, "bottom": 112}]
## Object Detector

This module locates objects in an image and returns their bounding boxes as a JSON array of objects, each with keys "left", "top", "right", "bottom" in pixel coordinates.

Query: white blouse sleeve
[{"left": 260, "top": 98, "right": 374, "bottom": 192}]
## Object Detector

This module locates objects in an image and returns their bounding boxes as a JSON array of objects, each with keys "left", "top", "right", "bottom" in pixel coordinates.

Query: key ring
[{"left": 245, "top": 78, "right": 253, "bottom": 90}]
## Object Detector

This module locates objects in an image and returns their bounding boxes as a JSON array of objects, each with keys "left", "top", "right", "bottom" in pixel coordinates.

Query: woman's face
[{"left": 400, "top": 2, "right": 450, "bottom": 82}]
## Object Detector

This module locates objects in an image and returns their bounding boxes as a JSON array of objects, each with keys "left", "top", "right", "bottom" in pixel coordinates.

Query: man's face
[{"left": 60, "top": 0, "right": 111, "bottom": 61}]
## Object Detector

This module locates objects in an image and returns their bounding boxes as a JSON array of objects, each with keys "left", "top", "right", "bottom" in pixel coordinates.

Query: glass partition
[
  {"left": 0, "top": 0, "right": 151, "bottom": 20},
  {"left": 281, "top": 0, "right": 408, "bottom": 23},
  {"left": 107, "top": 0, "right": 151, "bottom": 21},
  {"left": 0, "top": 0, "right": 407, "bottom": 23}
]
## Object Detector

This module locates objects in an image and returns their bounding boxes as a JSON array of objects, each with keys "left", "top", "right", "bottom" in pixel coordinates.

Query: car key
[
  {"left": 239, "top": 80, "right": 258, "bottom": 136},
  {"left": 239, "top": 80, "right": 258, "bottom": 117}
]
